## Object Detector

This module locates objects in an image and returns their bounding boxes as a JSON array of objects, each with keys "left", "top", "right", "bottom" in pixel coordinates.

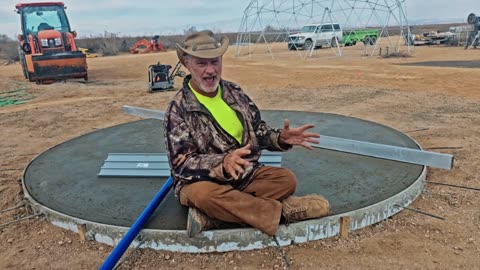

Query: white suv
[{"left": 288, "top": 23, "right": 343, "bottom": 50}]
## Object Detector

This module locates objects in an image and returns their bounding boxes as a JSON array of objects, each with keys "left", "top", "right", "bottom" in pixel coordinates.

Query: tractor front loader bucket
[{"left": 26, "top": 51, "right": 88, "bottom": 83}]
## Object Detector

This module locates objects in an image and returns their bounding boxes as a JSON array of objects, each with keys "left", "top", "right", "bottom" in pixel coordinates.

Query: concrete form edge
[{"left": 22, "top": 165, "right": 426, "bottom": 253}]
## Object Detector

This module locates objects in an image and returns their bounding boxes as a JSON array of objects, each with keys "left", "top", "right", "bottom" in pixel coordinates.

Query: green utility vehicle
[{"left": 343, "top": 29, "right": 380, "bottom": 46}]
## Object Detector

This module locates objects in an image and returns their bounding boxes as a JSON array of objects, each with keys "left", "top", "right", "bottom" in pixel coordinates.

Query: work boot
[
  {"left": 186, "top": 207, "right": 214, "bottom": 237},
  {"left": 281, "top": 195, "right": 330, "bottom": 224}
]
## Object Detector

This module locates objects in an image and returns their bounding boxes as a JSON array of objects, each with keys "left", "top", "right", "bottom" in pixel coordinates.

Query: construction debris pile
[{"left": 407, "top": 13, "right": 480, "bottom": 48}]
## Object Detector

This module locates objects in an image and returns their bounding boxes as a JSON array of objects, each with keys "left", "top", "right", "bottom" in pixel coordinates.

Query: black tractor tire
[
  {"left": 331, "top": 37, "right": 338, "bottom": 47},
  {"left": 467, "top": 13, "right": 479, "bottom": 25},
  {"left": 18, "top": 49, "right": 29, "bottom": 80},
  {"left": 21, "top": 59, "right": 29, "bottom": 80},
  {"left": 370, "top": 36, "right": 377, "bottom": 45},
  {"left": 363, "top": 36, "right": 373, "bottom": 45},
  {"left": 288, "top": 44, "right": 296, "bottom": 50},
  {"left": 346, "top": 41, "right": 356, "bottom": 46},
  {"left": 303, "top": 39, "right": 313, "bottom": 50}
]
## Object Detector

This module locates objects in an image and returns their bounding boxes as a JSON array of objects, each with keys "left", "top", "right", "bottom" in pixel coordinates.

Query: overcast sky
[{"left": 0, "top": 0, "right": 476, "bottom": 38}]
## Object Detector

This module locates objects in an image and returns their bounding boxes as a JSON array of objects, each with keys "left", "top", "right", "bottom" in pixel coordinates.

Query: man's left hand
[{"left": 279, "top": 119, "right": 320, "bottom": 150}]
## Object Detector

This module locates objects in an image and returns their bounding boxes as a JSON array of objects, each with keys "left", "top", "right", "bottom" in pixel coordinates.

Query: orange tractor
[
  {"left": 15, "top": 2, "right": 88, "bottom": 83},
  {"left": 130, "top": 35, "right": 167, "bottom": 54}
]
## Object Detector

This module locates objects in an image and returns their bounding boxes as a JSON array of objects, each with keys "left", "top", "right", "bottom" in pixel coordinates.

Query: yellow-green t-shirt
[{"left": 189, "top": 82, "right": 244, "bottom": 144}]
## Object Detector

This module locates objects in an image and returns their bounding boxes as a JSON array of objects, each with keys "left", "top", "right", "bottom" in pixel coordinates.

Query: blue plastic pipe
[{"left": 99, "top": 177, "right": 174, "bottom": 270}]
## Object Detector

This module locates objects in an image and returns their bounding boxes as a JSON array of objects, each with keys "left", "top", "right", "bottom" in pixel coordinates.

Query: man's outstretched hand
[
  {"left": 279, "top": 119, "right": 320, "bottom": 150},
  {"left": 223, "top": 144, "right": 252, "bottom": 180}
]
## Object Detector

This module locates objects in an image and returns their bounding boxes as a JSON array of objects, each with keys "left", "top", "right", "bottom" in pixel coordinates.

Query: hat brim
[{"left": 176, "top": 36, "right": 229, "bottom": 66}]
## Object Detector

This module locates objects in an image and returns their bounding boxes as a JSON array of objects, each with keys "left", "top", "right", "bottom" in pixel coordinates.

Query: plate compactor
[{"left": 148, "top": 61, "right": 186, "bottom": 92}]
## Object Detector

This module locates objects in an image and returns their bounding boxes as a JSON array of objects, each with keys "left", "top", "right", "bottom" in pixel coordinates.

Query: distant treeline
[
  {"left": 76, "top": 22, "right": 467, "bottom": 54},
  {"left": 0, "top": 22, "right": 467, "bottom": 61},
  {"left": 75, "top": 30, "right": 244, "bottom": 56},
  {"left": 0, "top": 34, "right": 18, "bottom": 62}
]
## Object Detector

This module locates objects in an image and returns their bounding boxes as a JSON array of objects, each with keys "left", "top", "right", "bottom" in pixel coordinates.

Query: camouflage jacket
[{"left": 164, "top": 75, "right": 291, "bottom": 196}]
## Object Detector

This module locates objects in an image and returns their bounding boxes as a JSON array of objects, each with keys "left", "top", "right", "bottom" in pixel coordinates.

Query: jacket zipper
[
  {"left": 185, "top": 80, "right": 247, "bottom": 148},
  {"left": 193, "top": 104, "right": 243, "bottom": 148}
]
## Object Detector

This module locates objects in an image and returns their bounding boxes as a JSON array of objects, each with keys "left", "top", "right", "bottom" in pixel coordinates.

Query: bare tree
[
  {"left": 183, "top": 26, "right": 197, "bottom": 36},
  {"left": 263, "top": 25, "right": 277, "bottom": 33},
  {"left": 0, "top": 34, "right": 12, "bottom": 44}
]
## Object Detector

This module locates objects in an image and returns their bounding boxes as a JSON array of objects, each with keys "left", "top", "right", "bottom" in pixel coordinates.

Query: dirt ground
[{"left": 0, "top": 43, "right": 479, "bottom": 270}]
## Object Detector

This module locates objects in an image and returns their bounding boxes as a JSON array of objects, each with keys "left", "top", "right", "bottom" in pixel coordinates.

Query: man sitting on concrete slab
[{"left": 164, "top": 30, "right": 330, "bottom": 237}]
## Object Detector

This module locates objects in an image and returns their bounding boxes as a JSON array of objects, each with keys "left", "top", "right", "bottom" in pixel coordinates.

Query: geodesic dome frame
[{"left": 235, "top": 0, "right": 411, "bottom": 59}]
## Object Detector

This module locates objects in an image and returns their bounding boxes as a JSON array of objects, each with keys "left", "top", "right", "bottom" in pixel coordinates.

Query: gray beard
[{"left": 199, "top": 81, "right": 219, "bottom": 93}]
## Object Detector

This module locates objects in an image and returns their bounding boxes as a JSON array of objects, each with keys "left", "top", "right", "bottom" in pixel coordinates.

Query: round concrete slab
[{"left": 23, "top": 111, "right": 425, "bottom": 252}]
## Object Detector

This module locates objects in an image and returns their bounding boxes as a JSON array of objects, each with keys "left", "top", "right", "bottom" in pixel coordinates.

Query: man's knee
[
  {"left": 180, "top": 181, "right": 224, "bottom": 208},
  {"left": 282, "top": 168, "right": 297, "bottom": 194}
]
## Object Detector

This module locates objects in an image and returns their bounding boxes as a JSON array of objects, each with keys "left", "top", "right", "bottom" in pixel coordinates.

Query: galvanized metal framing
[
  {"left": 313, "top": 135, "right": 453, "bottom": 169},
  {"left": 98, "top": 152, "right": 283, "bottom": 177},
  {"left": 123, "top": 106, "right": 165, "bottom": 120},
  {"left": 235, "top": 0, "right": 411, "bottom": 59}
]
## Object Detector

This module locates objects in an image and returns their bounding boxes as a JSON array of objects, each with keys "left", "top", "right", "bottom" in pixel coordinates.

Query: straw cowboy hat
[{"left": 176, "top": 30, "right": 229, "bottom": 66}]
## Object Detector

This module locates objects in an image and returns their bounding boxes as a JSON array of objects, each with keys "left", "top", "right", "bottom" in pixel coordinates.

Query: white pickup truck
[{"left": 287, "top": 23, "right": 343, "bottom": 50}]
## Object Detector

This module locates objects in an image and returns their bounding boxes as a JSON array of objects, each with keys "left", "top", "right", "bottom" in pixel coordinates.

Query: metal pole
[
  {"left": 112, "top": 240, "right": 146, "bottom": 270},
  {"left": 99, "top": 177, "right": 173, "bottom": 270},
  {"left": 312, "top": 135, "right": 454, "bottom": 170},
  {"left": 0, "top": 213, "right": 42, "bottom": 229},
  {"left": 122, "top": 106, "right": 454, "bottom": 170},
  {"left": 123, "top": 106, "right": 165, "bottom": 120},
  {"left": 427, "top": 181, "right": 480, "bottom": 192},
  {"left": 394, "top": 204, "right": 445, "bottom": 220},
  {"left": 0, "top": 204, "right": 24, "bottom": 214},
  {"left": 273, "top": 236, "right": 291, "bottom": 268}
]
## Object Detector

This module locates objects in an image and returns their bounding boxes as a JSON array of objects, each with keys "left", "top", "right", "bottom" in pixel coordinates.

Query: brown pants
[{"left": 179, "top": 166, "right": 297, "bottom": 236}]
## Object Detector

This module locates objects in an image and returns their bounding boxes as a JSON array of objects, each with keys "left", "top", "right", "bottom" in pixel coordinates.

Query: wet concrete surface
[
  {"left": 400, "top": 60, "right": 480, "bottom": 69},
  {"left": 24, "top": 111, "right": 423, "bottom": 230}
]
